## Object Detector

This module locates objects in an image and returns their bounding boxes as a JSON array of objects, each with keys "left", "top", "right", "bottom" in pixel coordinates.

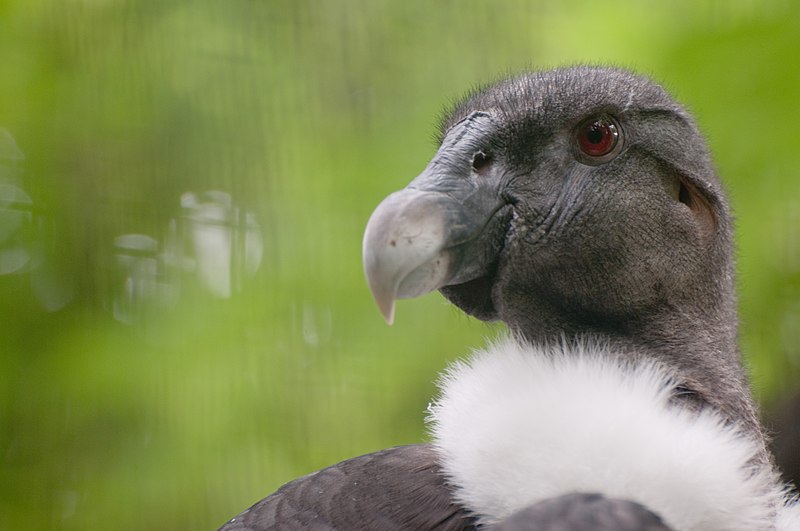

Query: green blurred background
[{"left": 1, "top": 0, "right": 798, "bottom": 529}]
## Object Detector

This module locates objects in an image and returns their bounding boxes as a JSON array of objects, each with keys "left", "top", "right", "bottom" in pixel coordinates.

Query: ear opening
[
  {"left": 675, "top": 172, "right": 716, "bottom": 241},
  {"left": 678, "top": 182, "right": 692, "bottom": 207}
]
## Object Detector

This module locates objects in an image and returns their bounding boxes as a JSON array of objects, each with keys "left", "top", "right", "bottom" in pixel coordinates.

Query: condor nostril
[{"left": 472, "top": 150, "right": 492, "bottom": 172}]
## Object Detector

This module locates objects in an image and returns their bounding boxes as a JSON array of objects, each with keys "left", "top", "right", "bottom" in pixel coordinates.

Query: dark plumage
[
  {"left": 489, "top": 493, "right": 671, "bottom": 531},
  {"left": 219, "top": 66, "right": 799, "bottom": 530},
  {"left": 221, "top": 445, "right": 473, "bottom": 530}
]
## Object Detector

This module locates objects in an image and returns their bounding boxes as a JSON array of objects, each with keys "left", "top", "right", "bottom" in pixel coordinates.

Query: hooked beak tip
[
  {"left": 379, "top": 300, "right": 395, "bottom": 326},
  {"left": 364, "top": 266, "right": 397, "bottom": 325}
]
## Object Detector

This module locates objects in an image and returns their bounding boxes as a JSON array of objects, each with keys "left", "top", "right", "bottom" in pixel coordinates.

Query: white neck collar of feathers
[{"left": 427, "top": 336, "right": 800, "bottom": 530}]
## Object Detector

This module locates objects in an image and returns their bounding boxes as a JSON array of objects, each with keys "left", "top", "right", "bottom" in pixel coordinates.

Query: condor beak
[{"left": 362, "top": 112, "right": 509, "bottom": 324}]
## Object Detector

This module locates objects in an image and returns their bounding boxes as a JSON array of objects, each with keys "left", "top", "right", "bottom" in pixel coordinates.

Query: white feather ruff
[{"left": 428, "top": 336, "right": 800, "bottom": 530}]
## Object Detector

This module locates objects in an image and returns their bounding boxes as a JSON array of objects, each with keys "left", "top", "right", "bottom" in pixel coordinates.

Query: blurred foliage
[{"left": 0, "top": 0, "right": 798, "bottom": 529}]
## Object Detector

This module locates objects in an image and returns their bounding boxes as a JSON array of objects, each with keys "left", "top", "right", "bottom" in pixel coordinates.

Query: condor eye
[{"left": 574, "top": 114, "right": 622, "bottom": 164}]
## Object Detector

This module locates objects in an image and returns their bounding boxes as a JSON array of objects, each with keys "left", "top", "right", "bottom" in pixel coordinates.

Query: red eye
[{"left": 575, "top": 115, "right": 621, "bottom": 161}]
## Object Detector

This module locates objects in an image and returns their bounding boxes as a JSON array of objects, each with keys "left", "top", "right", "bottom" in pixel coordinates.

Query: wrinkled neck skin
[{"left": 496, "top": 281, "right": 769, "bottom": 465}]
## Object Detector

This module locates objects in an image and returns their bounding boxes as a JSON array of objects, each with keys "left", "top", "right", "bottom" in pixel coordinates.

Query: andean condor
[{"left": 220, "top": 66, "right": 800, "bottom": 531}]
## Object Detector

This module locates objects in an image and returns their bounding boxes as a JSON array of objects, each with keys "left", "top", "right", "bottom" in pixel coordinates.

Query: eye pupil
[
  {"left": 586, "top": 126, "right": 604, "bottom": 145},
  {"left": 575, "top": 115, "right": 621, "bottom": 160}
]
